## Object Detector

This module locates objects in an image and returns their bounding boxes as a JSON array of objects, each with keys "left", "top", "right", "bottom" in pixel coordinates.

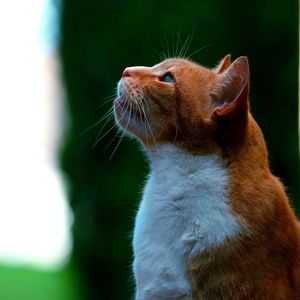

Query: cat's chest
[
  {"left": 134, "top": 146, "right": 240, "bottom": 254},
  {"left": 133, "top": 146, "right": 241, "bottom": 299}
]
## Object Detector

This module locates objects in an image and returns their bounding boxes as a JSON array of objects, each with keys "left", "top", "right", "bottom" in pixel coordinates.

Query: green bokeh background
[
  {"left": 3, "top": 1, "right": 298, "bottom": 300},
  {"left": 0, "top": 264, "right": 80, "bottom": 300}
]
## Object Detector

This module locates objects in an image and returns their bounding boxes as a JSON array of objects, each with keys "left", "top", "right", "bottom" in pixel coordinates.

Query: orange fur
[{"left": 115, "top": 55, "right": 300, "bottom": 299}]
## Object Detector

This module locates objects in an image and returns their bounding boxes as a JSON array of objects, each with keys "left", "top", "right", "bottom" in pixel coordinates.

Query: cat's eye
[{"left": 160, "top": 73, "right": 176, "bottom": 83}]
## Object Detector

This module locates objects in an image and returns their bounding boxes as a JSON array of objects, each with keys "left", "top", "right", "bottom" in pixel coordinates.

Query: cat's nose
[
  {"left": 122, "top": 68, "right": 131, "bottom": 77},
  {"left": 122, "top": 66, "right": 151, "bottom": 78}
]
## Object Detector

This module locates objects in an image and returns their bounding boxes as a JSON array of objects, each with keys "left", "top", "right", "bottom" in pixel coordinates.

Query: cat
[{"left": 113, "top": 54, "right": 300, "bottom": 299}]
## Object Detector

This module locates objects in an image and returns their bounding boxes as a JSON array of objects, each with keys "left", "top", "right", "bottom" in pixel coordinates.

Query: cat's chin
[
  {"left": 113, "top": 96, "right": 131, "bottom": 123},
  {"left": 114, "top": 106, "right": 157, "bottom": 146},
  {"left": 113, "top": 97, "right": 126, "bottom": 110},
  {"left": 114, "top": 100, "right": 143, "bottom": 136}
]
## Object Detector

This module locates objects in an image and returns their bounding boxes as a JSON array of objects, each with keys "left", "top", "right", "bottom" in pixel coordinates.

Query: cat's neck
[{"left": 148, "top": 143, "right": 222, "bottom": 175}]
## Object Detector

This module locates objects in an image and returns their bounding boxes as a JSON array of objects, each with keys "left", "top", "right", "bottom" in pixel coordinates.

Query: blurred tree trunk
[{"left": 59, "top": 0, "right": 299, "bottom": 299}]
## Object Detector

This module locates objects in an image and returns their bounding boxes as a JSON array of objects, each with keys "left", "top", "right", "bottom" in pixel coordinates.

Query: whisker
[
  {"left": 166, "top": 35, "right": 171, "bottom": 59},
  {"left": 178, "top": 33, "right": 192, "bottom": 59},
  {"left": 136, "top": 96, "right": 150, "bottom": 149},
  {"left": 135, "top": 97, "right": 145, "bottom": 129},
  {"left": 97, "top": 95, "right": 116, "bottom": 109},
  {"left": 102, "top": 99, "right": 132, "bottom": 152},
  {"left": 186, "top": 44, "right": 213, "bottom": 60},
  {"left": 96, "top": 88, "right": 118, "bottom": 108},
  {"left": 109, "top": 100, "right": 133, "bottom": 160},
  {"left": 108, "top": 129, "right": 126, "bottom": 161},
  {"left": 93, "top": 108, "right": 115, "bottom": 138},
  {"left": 157, "top": 35, "right": 170, "bottom": 61},
  {"left": 93, "top": 102, "right": 129, "bottom": 147},
  {"left": 155, "top": 49, "right": 165, "bottom": 62},
  {"left": 140, "top": 95, "right": 157, "bottom": 148},
  {"left": 175, "top": 31, "right": 181, "bottom": 58},
  {"left": 102, "top": 127, "right": 123, "bottom": 152},
  {"left": 80, "top": 106, "right": 114, "bottom": 136}
]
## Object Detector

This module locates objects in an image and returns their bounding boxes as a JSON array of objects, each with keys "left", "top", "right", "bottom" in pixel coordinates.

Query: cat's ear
[
  {"left": 214, "top": 54, "right": 231, "bottom": 74},
  {"left": 212, "top": 56, "right": 249, "bottom": 144}
]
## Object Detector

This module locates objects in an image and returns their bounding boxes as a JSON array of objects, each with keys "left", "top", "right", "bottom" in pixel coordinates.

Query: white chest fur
[{"left": 133, "top": 145, "right": 240, "bottom": 300}]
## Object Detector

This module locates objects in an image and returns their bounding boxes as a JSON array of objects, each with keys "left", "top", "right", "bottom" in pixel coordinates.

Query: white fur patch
[{"left": 133, "top": 144, "right": 240, "bottom": 299}]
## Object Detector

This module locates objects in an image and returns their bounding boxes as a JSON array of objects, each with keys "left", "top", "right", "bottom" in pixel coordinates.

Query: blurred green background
[
  {"left": 58, "top": 0, "right": 299, "bottom": 299},
  {"left": 4, "top": 0, "right": 297, "bottom": 300},
  {"left": 0, "top": 263, "right": 80, "bottom": 300}
]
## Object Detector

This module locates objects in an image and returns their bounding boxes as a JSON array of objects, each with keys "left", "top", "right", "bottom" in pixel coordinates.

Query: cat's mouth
[{"left": 114, "top": 95, "right": 146, "bottom": 124}]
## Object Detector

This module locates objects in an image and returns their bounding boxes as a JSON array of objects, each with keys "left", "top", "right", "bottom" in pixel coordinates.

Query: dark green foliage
[{"left": 59, "top": 0, "right": 299, "bottom": 299}]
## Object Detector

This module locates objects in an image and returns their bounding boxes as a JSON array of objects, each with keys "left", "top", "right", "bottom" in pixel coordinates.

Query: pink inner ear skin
[
  {"left": 213, "top": 57, "right": 249, "bottom": 118},
  {"left": 216, "top": 99, "right": 230, "bottom": 110},
  {"left": 215, "top": 54, "right": 232, "bottom": 74}
]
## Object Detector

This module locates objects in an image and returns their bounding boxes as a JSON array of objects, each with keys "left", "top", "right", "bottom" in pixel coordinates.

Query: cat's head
[{"left": 114, "top": 55, "right": 249, "bottom": 154}]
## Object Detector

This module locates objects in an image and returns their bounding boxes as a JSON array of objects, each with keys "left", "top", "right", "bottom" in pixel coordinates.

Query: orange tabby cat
[{"left": 114, "top": 55, "right": 300, "bottom": 299}]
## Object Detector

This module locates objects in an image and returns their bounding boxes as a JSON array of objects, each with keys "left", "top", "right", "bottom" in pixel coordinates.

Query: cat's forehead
[{"left": 153, "top": 58, "right": 207, "bottom": 74}]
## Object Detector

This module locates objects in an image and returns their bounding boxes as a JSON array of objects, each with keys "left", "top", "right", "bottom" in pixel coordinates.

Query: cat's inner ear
[
  {"left": 211, "top": 56, "right": 249, "bottom": 144},
  {"left": 213, "top": 56, "right": 249, "bottom": 117},
  {"left": 214, "top": 54, "right": 231, "bottom": 74}
]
